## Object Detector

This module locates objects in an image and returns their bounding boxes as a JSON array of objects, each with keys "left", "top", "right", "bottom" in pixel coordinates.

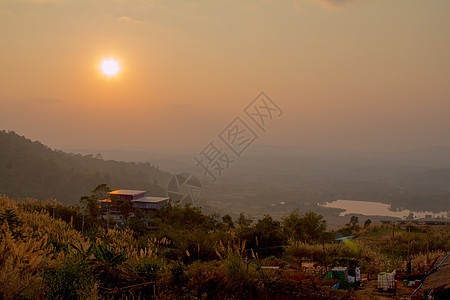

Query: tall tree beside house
[
  {"left": 116, "top": 199, "right": 133, "bottom": 221},
  {"left": 80, "top": 184, "right": 111, "bottom": 219},
  {"left": 91, "top": 184, "right": 111, "bottom": 201}
]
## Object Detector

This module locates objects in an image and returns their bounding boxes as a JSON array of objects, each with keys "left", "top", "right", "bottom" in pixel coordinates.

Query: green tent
[{"left": 325, "top": 271, "right": 346, "bottom": 284}]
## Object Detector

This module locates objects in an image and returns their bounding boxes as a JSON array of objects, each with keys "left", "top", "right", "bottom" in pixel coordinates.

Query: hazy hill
[
  {"left": 65, "top": 144, "right": 450, "bottom": 217},
  {"left": 2, "top": 130, "right": 448, "bottom": 218},
  {"left": 0, "top": 130, "right": 172, "bottom": 205}
]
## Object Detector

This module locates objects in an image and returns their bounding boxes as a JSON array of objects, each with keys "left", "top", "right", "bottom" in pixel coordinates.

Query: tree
[
  {"left": 80, "top": 184, "right": 111, "bottom": 219},
  {"left": 91, "top": 184, "right": 111, "bottom": 201},
  {"left": 364, "top": 219, "right": 372, "bottom": 229},
  {"left": 236, "top": 212, "right": 253, "bottom": 227},
  {"left": 302, "top": 211, "right": 327, "bottom": 242},
  {"left": 253, "top": 215, "right": 286, "bottom": 257},
  {"left": 127, "top": 216, "right": 147, "bottom": 236},
  {"left": 282, "top": 209, "right": 305, "bottom": 241},
  {"left": 222, "top": 214, "right": 235, "bottom": 229},
  {"left": 346, "top": 216, "right": 360, "bottom": 232},
  {"left": 282, "top": 210, "right": 327, "bottom": 242},
  {"left": 158, "top": 204, "right": 212, "bottom": 230},
  {"left": 116, "top": 199, "right": 133, "bottom": 221},
  {"left": 89, "top": 243, "right": 132, "bottom": 288}
]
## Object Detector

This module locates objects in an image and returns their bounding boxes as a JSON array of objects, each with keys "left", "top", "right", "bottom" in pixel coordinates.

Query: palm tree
[{"left": 89, "top": 243, "right": 134, "bottom": 289}]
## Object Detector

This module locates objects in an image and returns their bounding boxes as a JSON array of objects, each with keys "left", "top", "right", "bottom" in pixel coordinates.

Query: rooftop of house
[
  {"left": 335, "top": 236, "right": 354, "bottom": 242},
  {"left": 131, "top": 197, "right": 170, "bottom": 203},
  {"left": 109, "top": 190, "right": 147, "bottom": 196}
]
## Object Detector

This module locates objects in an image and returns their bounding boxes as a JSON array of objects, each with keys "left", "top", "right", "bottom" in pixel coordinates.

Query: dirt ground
[{"left": 354, "top": 276, "right": 416, "bottom": 300}]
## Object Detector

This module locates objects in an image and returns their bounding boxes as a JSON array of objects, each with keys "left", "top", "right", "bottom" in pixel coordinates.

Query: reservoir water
[{"left": 319, "top": 200, "right": 449, "bottom": 219}]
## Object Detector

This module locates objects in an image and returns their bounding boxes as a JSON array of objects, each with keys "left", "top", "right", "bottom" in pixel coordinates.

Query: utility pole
[
  {"left": 391, "top": 224, "right": 395, "bottom": 271},
  {"left": 81, "top": 213, "right": 85, "bottom": 236},
  {"left": 407, "top": 225, "right": 411, "bottom": 260},
  {"left": 426, "top": 227, "right": 430, "bottom": 266}
]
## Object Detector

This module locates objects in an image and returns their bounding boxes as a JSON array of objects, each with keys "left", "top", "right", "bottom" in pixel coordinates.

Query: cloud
[
  {"left": 0, "top": 9, "right": 9, "bottom": 16},
  {"left": 18, "top": 0, "right": 67, "bottom": 3},
  {"left": 314, "top": 0, "right": 355, "bottom": 8},
  {"left": 168, "top": 103, "right": 196, "bottom": 109},
  {"left": 29, "top": 97, "right": 63, "bottom": 103},
  {"left": 118, "top": 15, "right": 145, "bottom": 24}
]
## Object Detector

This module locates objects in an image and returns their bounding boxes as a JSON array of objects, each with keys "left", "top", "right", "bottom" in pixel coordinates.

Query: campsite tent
[{"left": 324, "top": 267, "right": 348, "bottom": 287}]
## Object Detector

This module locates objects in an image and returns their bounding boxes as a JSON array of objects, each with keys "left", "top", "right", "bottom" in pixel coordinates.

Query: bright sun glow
[{"left": 99, "top": 58, "right": 121, "bottom": 77}]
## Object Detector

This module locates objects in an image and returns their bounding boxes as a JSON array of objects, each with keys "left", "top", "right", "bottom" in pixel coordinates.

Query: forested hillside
[{"left": 0, "top": 130, "right": 172, "bottom": 204}]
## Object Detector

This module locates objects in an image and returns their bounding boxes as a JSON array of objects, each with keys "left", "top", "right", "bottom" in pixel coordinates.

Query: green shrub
[
  {"left": 43, "top": 254, "right": 98, "bottom": 299},
  {"left": 134, "top": 257, "right": 164, "bottom": 283},
  {"left": 186, "top": 260, "right": 225, "bottom": 298},
  {"left": 223, "top": 255, "right": 259, "bottom": 298}
]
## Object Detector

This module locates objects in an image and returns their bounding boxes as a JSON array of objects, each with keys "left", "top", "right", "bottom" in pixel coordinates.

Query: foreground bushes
[
  {"left": 1, "top": 195, "right": 447, "bottom": 299},
  {"left": 0, "top": 196, "right": 357, "bottom": 299},
  {"left": 43, "top": 253, "right": 98, "bottom": 299}
]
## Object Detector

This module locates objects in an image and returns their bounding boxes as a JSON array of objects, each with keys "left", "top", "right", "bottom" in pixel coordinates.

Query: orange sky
[{"left": 1, "top": 0, "right": 449, "bottom": 151}]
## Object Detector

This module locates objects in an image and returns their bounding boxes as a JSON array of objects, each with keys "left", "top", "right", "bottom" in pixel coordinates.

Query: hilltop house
[{"left": 99, "top": 189, "right": 170, "bottom": 221}]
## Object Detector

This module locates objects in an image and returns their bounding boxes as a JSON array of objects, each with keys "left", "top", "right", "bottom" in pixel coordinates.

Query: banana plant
[{"left": 88, "top": 243, "right": 135, "bottom": 288}]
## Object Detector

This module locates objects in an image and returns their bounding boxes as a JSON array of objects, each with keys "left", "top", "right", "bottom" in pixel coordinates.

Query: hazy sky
[{"left": 1, "top": 0, "right": 449, "bottom": 152}]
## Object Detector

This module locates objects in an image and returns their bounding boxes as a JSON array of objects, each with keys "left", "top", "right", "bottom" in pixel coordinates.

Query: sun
[{"left": 99, "top": 57, "right": 121, "bottom": 77}]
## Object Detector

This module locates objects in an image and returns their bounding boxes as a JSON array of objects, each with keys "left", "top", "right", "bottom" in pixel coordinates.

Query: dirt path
[{"left": 354, "top": 278, "right": 414, "bottom": 300}]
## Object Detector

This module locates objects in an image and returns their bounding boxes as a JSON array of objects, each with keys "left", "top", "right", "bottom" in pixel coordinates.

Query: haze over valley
[{"left": 2, "top": 130, "right": 447, "bottom": 228}]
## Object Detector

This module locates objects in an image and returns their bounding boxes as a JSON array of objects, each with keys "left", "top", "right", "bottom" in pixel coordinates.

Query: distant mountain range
[
  {"left": 1, "top": 130, "right": 449, "bottom": 216},
  {"left": 65, "top": 143, "right": 450, "bottom": 214},
  {"left": 245, "top": 145, "right": 450, "bottom": 169},
  {"left": 0, "top": 131, "right": 172, "bottom": 205},
  {"left": 66, "top": 144, "right": 450, "bottom": 170}
]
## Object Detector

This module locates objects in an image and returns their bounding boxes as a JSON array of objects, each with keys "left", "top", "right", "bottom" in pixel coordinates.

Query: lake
[{"left": 319, "top": 200, "right": 449, "bottom": 219}]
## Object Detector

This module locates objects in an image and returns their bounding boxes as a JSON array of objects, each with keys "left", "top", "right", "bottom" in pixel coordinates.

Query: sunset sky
[{"left": 1, "top": 0, "right": 449, "bottom": 152}]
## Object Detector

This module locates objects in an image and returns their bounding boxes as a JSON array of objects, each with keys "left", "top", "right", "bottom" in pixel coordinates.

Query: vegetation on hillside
[
  {"left": 0, "top": 194, "right": 448, "bottom": 299},
  {"left": 0, "top": 130, "right": 171, "bottom": 205}
]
